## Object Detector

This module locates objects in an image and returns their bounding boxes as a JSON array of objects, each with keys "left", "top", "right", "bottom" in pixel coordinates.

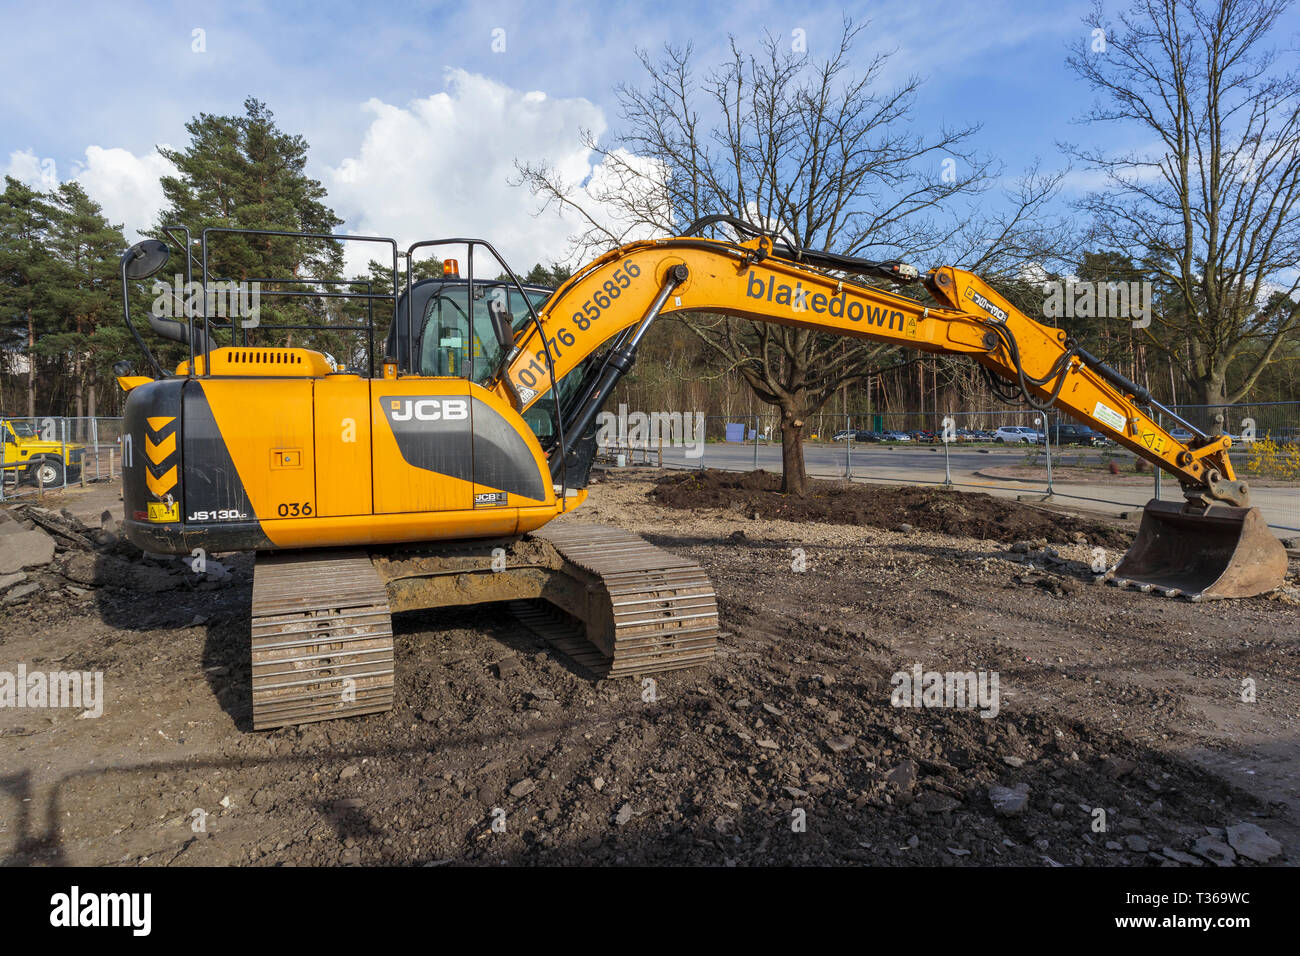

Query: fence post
[
  {"left": 942, "top": 411, "right": 953, "bottom": 487},
  {"left": 109, "top": 448, "right": 116, "bottom": 481},
  {"left": 1041, "top": 415, "right": 1053, "bottom": 496},
  {"left": 752, "top": 414, "right": 758, "bottom": 470},
  {"left": 845, "top": 416, "right": 853, "bottom": 478},
  {"left": 93, "top": 417, "right": 101, "bottom": 481},
  {"left": 61, "top": 418, "right": 68, "bottom": 491}
]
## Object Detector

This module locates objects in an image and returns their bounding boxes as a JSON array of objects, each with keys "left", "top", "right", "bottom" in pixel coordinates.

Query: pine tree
[
  {"left": 154, "top": 98, "right": 343, "bottom": 347},
  {"left": 0, "top": 177, "right": 60, "bottom": 416},
  {"left": 522, "top": 263, "right": 572, "bottom": 289},
  {"left": 38, "top": 183, "right": 129, "bottom": 419}
]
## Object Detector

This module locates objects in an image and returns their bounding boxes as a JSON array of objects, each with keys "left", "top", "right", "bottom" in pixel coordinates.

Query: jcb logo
[{"left": 387, "top": 398, "right": 469, "bottom": 422}]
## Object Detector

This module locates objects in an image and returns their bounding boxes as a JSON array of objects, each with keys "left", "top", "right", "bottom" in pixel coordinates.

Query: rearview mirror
[
  {"left": 489, "top": 298, "right": 514, "bottom": 351},
  {"left": 121, "top": 239, "right": 170, "bottom": 280}
]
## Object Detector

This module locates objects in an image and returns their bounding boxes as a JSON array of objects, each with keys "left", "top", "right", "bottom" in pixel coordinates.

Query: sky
[{"left": 2, "top": 0, "right": 1298, "bottom": 276}]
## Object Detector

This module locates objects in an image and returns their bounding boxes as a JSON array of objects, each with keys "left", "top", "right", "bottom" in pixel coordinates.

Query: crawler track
[
  {"left": 528, "top": 522, "right": 718, "bottom": 677},
  {"left": 250, "top": 550, "right": 394, "bottom": 730},
  {"left": 247, "top": 524, "right": 716, "bottom": 728}
]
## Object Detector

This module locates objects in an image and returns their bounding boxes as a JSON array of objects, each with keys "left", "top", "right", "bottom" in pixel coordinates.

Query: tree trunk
[
  {"left": 779, "top": 409, "right": 807, "bottom": 496},
  {"left": 26, "top": 307, "right": 35, "bottom": 418},
  {"left": 1192, "top": 372, "right": 1230, "bottom": 434},
  {"left": 74, "top": 355, "right": 84, "bottom": 420}
]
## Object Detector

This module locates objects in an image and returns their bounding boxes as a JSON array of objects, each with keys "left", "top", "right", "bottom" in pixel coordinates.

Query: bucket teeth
[{"left": 1112, "top": 499, "right": 1288, "bottom": 600}]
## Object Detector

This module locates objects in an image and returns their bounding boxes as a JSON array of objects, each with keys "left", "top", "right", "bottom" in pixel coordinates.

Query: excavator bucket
[{"left": 1112, "top": 499, "right": 1289, "bottom": 599}]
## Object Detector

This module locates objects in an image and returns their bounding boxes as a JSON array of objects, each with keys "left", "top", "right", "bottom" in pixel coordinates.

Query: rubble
[
  {"left": 0, "top": 503, "right": 236, "bottom": 597},
  {"left": 1225, "top": 822, "right": 1282, "bottom": 863},
  {"left": 989, "top": 784, "right": 1030, "bottom": 817}
]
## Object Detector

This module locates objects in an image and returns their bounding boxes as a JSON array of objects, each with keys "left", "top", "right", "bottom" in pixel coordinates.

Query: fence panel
[
  {"left": 595, "top": 401, "right": 1300, "bottom": 531},
  {"left": 0, "top": 416, "right": 124, "bottom": 501}
]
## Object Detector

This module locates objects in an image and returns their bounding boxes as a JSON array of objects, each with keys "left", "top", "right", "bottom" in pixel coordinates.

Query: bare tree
[
  {"left": 517, "top": 20, "right": 1066, "bottom": 494},
  {"left": 1066, "top": 0, "right": 1300, "bottom": 414}
]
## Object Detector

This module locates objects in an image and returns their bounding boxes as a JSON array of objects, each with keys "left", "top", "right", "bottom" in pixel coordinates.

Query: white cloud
[
  {"left": 3, "top": 149, "right": 59, "bottom": 191},
  {"left": 72, "top": 147, "right": 176, "bottom": 238},
  {"left": 4, "top": 146, "right": 173, "bottom": 239},
  {"left": 325, "top": 69, "right": 649, "bottom": 277},
  {"left": 11, "top": 70, "right": 669, "bottom": 279}
]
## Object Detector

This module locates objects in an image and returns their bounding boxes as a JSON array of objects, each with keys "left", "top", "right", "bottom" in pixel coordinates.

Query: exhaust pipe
[{"left": 1112, "top": 499, "right": 1288, "bottom": 599}]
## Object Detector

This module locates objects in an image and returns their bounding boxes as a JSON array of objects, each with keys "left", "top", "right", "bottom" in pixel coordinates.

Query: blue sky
[{"left": 3, "top": 0, "right": 1298, "bottom": 271}]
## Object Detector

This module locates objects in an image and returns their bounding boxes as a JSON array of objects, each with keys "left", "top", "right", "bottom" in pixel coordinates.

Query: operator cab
[
  {"left": 385, "top": 269, "right": 585, "bottom": 452},
  {"left": 384, "top": 269, "right": 551, "bottom": 384}
]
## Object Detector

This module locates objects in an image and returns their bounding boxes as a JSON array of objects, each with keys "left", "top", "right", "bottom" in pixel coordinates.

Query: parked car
[
  {"left": 882, "top": 431, "right": 912, "bottom": 442},
  {"left": 910, "top": 430, "right": 937, "bottom": 442},
  {"left": 831, "top": 429, "right": 854, "bottom": 442},
  {"left": 1047, "top": 424, "right": 1109, "bottom": 447},
  {"left": 1169, "top": 428, "right": 1195, "bottom": 443},
  {"left": 854, "top": 430, "right": 881, "bottom": 442},
  {"left": 993, "top": 425, "right": 1039, "bottom": 444}
]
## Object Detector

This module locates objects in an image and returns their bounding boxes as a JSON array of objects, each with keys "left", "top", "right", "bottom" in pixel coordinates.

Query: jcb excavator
[{"left": 114, "top": 219, "right": 1287, "bottom": 729}]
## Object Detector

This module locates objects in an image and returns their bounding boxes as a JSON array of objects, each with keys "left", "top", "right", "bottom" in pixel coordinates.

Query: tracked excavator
[{"left": 113, "top": 219, "right": 1288, "bottom": 729}]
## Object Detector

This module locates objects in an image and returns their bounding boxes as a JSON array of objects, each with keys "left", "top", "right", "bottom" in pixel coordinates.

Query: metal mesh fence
[
  {"left": 1164, "top": 401, "right": 1299, "bottom": 443},
  {"left": 599, "top": 402, "right": 1300, "bottom": 532},
  {"left": 0, "top": 417, "right": 124, "bottom": 501}
]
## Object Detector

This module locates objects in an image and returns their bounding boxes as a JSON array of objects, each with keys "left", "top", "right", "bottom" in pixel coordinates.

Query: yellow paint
[
  {"left": 177, "top": 347, "right": 335, "bottom": 377},
  {"left": 147, "top": 416, "right": 175, "bottom": 433},
  {"left": 313, "top": 376, "right": 372, "bottom": 518},
  {"left": 116, "top": 376, "right": 153, "bottom": 393},
  {"left": 200, "top": 379, "right": 316, "bottom": 521},
  {"left": 146, "top": 465, "right": 177, "bottom": 497},
  {"left": 145, "top": 432, "right": 175, "bottom": 464}
]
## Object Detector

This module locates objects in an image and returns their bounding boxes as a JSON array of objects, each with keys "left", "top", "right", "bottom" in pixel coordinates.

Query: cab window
[{"left": 418, "top": 283, "right": 550, "bottom": 384}]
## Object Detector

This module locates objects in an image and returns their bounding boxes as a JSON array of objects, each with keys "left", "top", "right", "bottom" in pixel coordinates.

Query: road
[{"left": 638, "top": 440, "right": 1300, "bottom": 535}]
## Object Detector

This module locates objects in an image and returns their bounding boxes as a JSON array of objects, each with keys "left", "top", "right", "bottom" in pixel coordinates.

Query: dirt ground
[
  {"left": 652, "top": 470, "right": 1134, "bottom": 547},
  {"left": 1, "top": 471, "right": 1297, "bottom": 867}
]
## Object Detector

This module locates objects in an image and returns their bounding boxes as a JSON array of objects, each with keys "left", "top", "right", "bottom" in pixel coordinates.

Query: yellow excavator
[{"left": 114, "top": 219, "right": 1287, "bottom": 729}]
